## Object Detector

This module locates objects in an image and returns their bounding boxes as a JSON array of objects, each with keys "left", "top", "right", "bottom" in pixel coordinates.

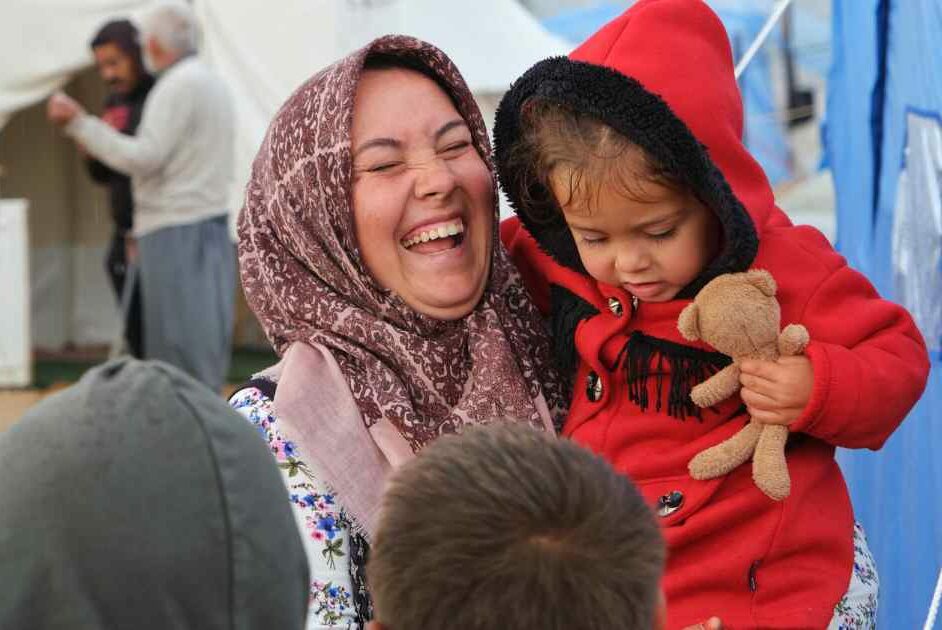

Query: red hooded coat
[{"left": 494, "top": 1, "right": 929, "bottom": 627}]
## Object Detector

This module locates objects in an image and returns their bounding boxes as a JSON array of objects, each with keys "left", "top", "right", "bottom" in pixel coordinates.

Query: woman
[{"left": 232, "top": 35, "right": 567, "bottom": 628}]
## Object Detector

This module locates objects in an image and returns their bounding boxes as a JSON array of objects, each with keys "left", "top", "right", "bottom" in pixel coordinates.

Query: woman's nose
[{"left": 413, "top": 157, "right": 457, "bottom": 200}]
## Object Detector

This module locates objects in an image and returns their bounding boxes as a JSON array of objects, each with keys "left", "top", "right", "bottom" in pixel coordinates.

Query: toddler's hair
[{"left": 509, "top": 99, "right": 687, "bottom": 222}]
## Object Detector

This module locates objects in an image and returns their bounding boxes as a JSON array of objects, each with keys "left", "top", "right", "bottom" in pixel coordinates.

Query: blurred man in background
[
  {"left": 47, "top": 1, "right": 236, "bottom": 392},
  {"left": 86, "top": 19, "right": 153, "bottom": 359}
]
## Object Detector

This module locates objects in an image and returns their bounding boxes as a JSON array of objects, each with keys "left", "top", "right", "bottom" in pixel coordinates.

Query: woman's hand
[{"left": 739, "top": 356, "right": 814, "bottom": 426}]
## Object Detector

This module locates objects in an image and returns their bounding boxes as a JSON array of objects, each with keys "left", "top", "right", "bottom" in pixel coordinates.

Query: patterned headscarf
[{"left": 239, "top": 36, "right": 566, "bottom": 534}]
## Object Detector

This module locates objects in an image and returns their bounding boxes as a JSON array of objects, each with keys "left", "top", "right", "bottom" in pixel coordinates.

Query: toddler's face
[{"left": 550, "top": 158, "right": 720, "bottom": 303}]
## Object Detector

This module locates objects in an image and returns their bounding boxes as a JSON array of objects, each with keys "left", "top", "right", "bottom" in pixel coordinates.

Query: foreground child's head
[
  {"left": 0, "top": 359, "right": 309, "bottom": 629},
  {"left": 366, "top": 423, "right": 666, "bottom": 630},
  {"left": 511, "top": 100, "right": 721, "bottom": 303}
]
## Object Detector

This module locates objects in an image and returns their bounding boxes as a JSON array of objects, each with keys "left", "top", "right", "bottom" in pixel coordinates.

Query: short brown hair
[
  {"left": 508, "top": 99, "right": 686, "bottom": 222},
  {"left": 367, "top": 424, "right": 665, "bottom": 630}
]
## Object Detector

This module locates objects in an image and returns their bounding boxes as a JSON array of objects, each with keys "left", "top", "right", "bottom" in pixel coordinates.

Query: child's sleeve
[
  {"left": 500, "top": 216, "right": 551, "bottom": 315},
  {"left": 789, "top": 261, "right": 930, "bottom": 450}
]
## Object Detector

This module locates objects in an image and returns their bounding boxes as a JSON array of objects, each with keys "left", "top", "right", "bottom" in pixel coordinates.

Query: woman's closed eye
[
  {"left": 438, "top": 139, "right": 472, "bottom": 157},
  {"left": 358, "top": 142, "right": 469, "bottom": 174},
  {"left": 362, "top": 160, "right": 404, "bottom": 174}
]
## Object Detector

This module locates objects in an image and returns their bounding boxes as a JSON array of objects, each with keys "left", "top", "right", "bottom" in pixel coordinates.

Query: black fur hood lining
[{"left": 493, "top": 56, "right": 759, "bottom": 300}]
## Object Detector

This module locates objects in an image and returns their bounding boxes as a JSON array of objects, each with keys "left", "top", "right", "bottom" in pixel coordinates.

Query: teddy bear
[{"left": 677, "top": 269, "right": 809, "bottom": 501}]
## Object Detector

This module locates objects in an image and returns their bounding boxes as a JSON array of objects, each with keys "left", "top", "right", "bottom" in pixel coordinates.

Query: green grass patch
[{"left": 33, "top": 348, "right": 278, "bottom": 389}]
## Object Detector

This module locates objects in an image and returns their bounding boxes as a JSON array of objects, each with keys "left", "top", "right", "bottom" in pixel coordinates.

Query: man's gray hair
[{"left": 140, "top": 2, "right": 200, "bottom": 57}]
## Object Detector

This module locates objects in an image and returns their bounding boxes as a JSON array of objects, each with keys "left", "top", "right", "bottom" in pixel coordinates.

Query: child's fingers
[
  {"left": 740, "top": 386, "right": 778, "bottom": 410},
  {"left": 739, "top": 359, "right": 783, "bottom": 386},
  {"left": 740, "top": 359, "right": 776, "bottom": 376},
  {"left": 739, "top": 370, "right": 779, "bottom": 397},
  {"left": 746, "top": 406, "right": 790, "bottom": 426},
  {"left": 777, "top": 355, "right": 810, "bottom": 368}
]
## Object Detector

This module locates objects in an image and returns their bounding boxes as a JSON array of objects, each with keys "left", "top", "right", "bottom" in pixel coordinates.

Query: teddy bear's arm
[
  {"left": 778, "top": 323, "right": 810, "bottom": 356},
  {"left": 690, "top": 363, "right": 742, "bottom": 408}
]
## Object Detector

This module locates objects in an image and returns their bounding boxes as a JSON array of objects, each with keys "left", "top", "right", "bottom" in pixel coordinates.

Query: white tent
[
  {"left": 0, "top": 1, "right": 154, "bottom": 130},
  {"left": 0, "top": 0, "right": 569, "bottom": 351}
]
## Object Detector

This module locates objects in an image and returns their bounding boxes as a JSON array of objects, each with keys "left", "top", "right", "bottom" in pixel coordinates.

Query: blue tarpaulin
[{"left": 827, "top": 1, "right": 942, "bottom": 627}]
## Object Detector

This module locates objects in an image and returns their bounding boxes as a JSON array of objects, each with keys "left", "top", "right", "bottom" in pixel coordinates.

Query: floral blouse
[{"left": 231, "top": 386, "right": 360, "bottom": 629}]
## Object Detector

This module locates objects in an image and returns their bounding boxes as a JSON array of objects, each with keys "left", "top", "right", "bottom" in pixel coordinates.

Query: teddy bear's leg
[
  {"left": 752, "top": 424, "right": 791, "bottom": 500},
  {"left": 689, "top": 419, "right": 762, "bottom": 480},
  {"left": 690, "top": 364, "right": 742, "bottom": 408}
]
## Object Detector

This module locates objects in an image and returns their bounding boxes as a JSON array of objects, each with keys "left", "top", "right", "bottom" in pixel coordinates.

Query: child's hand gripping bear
[{"left": 677, "top": 270, "right": 809, "bottom": 500}]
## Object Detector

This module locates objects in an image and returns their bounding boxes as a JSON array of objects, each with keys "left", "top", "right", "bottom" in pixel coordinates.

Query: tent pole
[
  {"left": 734, "top": 0, "right": 794, "bottom": 79},
  {"left": 925, "top": 567, "right": 942, "bottom": 630}
]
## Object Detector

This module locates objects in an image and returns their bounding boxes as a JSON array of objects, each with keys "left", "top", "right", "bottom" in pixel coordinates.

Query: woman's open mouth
[{"left": 401, "top": 219, "right": 466, "bottom": 254}]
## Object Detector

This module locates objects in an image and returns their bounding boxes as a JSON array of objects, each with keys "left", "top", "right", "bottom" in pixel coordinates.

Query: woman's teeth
[{"left": 402, "top": 220, "right": 464, "bottom": 249}]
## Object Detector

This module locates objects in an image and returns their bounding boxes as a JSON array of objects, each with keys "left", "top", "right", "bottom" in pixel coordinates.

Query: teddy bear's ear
[
  {"left": 746, "top": 269, "right": 777, "bottom": 297},
  {"left": 677, "top": 303, "right": 701, "bottom": 340}
]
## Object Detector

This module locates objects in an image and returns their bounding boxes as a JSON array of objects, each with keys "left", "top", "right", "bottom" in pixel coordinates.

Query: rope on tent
[
  {"left": 925, "top": 567, "right": 942, "bottom": 630},
  {"left": 734, "top": 0, "right": 795, "bottom": 79}
]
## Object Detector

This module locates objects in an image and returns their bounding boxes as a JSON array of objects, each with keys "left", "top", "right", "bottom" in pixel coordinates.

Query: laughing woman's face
[{"left": 351, "top": 67, "right": 494, "bottom": 320}]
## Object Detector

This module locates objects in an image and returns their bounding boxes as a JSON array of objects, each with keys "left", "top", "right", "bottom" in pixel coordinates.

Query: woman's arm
[{"left": 231, "top": 386, "right": 360, "bottom": 630}]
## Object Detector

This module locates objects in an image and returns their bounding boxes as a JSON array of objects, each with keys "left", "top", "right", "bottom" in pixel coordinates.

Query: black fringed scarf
[
  {"left": 551, "top": 284, "right": 731, "bottom": 420},
  {"left": 614, "top": 331, "right": 731, "bottom": 420}
]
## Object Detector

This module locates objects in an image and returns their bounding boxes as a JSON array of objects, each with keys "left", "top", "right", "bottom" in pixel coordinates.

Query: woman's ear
[
  {"left": 366, "top": 621, "right": 386, "bottom": 630},
  {"left": 677, "top": 303, "right": 701, "bottom": 341}
]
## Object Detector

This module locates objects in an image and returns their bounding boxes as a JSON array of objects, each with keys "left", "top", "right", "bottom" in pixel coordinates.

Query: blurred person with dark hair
[
  {"left": 87, "top": 18, "right": 154, "bottom": 358},
  {"left": 47, "top": 2, "right": 236, "bottom": 392},
  {"left": 0, "top": 359, "right": 309, "bottom": 629}
]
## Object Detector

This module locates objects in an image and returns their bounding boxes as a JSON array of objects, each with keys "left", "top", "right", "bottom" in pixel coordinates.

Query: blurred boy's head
[
  {"left": 0, "top": 359, "right": 309, "bottom": 629},
  {"left": 367, "top": 424, "right": 666, "bottom": 630},
  {"left": 510, "top": 100, "right": 721, "bottom": 303}
]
